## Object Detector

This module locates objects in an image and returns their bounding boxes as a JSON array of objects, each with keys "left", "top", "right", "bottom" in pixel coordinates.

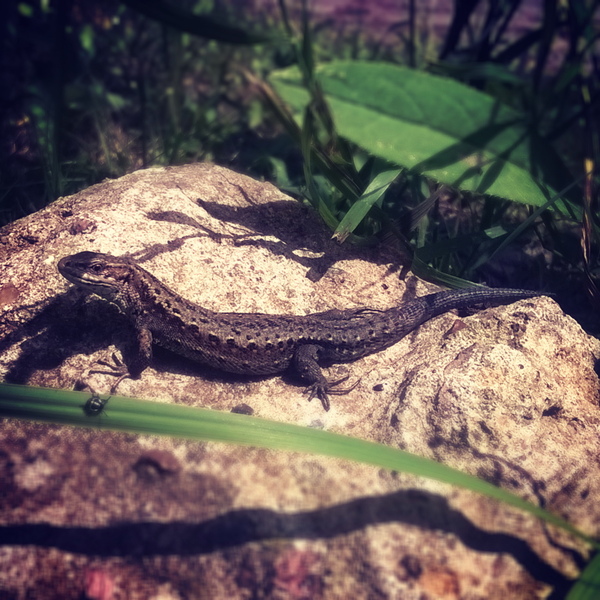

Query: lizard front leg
[
  {"left": 91, "top": 325, "right": 153, "bottom": 393},
  {"left": 293, "top": 344, "right": 359, "bottom": 411}
]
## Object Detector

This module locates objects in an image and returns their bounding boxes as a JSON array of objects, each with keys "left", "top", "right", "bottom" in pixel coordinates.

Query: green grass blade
[
  {"left": 411, "top": 253, "right": 483, "bottom": 289},
  {"left": 412, "top": 225, "right": 511, "bottom": 287},
  {"left": 0, "top": 384, "right": 596, "bottom": 549},
  {"left": 333, "top": 165, "right": 401, "bottom": 242}
]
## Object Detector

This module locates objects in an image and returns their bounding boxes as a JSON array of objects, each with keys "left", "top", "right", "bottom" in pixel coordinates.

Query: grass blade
[{"left": 0, "top": 383, "right": 596, "bottom": 549}]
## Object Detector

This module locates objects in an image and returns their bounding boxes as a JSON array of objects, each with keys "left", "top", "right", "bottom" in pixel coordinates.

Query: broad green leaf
[{"left": 270, "top": 61, "right": 578, "bottom": 212}]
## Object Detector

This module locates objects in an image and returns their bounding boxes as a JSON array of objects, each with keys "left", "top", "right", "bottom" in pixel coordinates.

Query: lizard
[{"left": 58, "top": 251, "right": 546, "bottom": 411}]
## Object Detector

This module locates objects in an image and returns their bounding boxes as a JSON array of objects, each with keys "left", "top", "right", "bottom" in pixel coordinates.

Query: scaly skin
[{"left": 58, "top": 252, "right": 545, "bottom": 410}]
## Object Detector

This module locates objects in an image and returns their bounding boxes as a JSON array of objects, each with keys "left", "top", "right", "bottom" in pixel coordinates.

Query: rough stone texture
[{"left": 0, "top": 163, "right": 599, "bottom": 599}]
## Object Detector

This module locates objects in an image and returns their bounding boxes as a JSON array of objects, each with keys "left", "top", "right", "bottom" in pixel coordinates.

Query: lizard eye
[{"left": 90, "top": 264, "right": 103, "bottom": 273}]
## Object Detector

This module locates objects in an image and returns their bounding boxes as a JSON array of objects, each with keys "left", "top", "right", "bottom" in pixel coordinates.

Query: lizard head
[{"left": 58, "top": 252, "right": 134, "bottom": 301}]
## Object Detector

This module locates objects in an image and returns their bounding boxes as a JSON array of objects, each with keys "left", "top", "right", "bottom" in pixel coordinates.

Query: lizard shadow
[
  {"left": 0, "top": 488, "right": 576, "bottom": 597},
  {"left": 145, "top": 201, "right": 407, "bottom": 283},
  {"left": 426, "top": 428, "right": 586, "bottom": 571},
  {"left": 2, "top": 291, "right": 141, "bottom": 387}
]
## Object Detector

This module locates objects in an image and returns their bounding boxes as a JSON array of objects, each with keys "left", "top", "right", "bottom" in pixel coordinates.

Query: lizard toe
[
  {"left": 304, "top": 383, "right": 331, "bottom": 411},
  {"left": 90, "top": 353, "right": 132, "bottom": 394},
  {"left": 303, "top": 376, "right": 360, "bottom": 411}
]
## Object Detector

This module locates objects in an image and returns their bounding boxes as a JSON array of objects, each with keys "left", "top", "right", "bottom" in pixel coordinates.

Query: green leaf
[
  {"left": 270, "top": 61, "right": 578, "bottom": 212},
  {"left": 412, "top": 226, "right": 510, "bottom": 287},
  {"left": 430, "top": 61, "right": 527, "bottom": 87},
  {"left": 106, "top": 92, "right": 128, "bottom": 111},
  {"left": 412, "top": 253, "right": 484, "bottom": 289}
]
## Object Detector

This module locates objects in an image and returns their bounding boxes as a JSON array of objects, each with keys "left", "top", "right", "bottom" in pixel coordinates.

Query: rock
[{"left": 0, "top": 163, "right": 599, "bottom": 599}]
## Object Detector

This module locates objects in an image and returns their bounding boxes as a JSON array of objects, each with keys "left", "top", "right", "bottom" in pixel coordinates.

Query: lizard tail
[{"left": 421, "top": 287, "right": 546, "bottom": 318}]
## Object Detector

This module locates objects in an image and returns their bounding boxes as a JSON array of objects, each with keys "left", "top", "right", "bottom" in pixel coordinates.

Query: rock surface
[{"left": 0, "top": 163, "right": 599, "bottom": 599}]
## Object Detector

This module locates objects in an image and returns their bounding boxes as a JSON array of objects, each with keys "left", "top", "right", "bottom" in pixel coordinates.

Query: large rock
[{"left": 0, "top": 164, "right": 598, "bottom": 599}]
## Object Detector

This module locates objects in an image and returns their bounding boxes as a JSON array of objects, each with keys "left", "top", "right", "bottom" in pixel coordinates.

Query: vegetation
[
  {"left": 3, "top": 0, "right": 598, "bottom": 297},
  {"left": 261, "top": 1, "right": 599, "bottom": 299},
  {"left": 2, "top": 1, "right": 600, "bottom": 595}
]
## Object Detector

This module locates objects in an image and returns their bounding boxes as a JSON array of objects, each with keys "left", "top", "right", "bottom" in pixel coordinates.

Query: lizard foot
[
  {"left": 304, "top": 376, "right": 360, "bottom": 412},
  {"left": 90, "top": 353, "right": 132, "bottom": 394}
]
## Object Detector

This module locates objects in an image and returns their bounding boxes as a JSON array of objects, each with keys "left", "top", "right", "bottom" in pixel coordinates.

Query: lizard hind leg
[
  {"left": 89, "top": 326, "right": 153, "bottom": 394},
  {"left": 293, "top": 344, "right": 360, "bottom": 411}
]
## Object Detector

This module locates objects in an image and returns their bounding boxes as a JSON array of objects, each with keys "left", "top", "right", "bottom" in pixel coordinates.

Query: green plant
[
  {"left": 1, "top": 0, "right": 281, "bottom": 224},
  {"left": 251, "top": 0, "right": 599, "bottom": 293}
]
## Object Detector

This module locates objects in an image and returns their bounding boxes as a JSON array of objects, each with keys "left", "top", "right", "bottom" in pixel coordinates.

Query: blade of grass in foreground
[{"left": 0, "top": 383, "right": 597, "bottom": 550}]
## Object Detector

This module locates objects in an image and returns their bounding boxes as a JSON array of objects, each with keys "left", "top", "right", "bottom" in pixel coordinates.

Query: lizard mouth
[
  {"left": 57, "top": 258, "right": 80, "bottom": 282},
  {"left": 57, "top": 253, "right": 117, "bottom": 295},
  {"left": 57, "top": 255, "right": 91, "bottom": 285}
]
